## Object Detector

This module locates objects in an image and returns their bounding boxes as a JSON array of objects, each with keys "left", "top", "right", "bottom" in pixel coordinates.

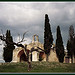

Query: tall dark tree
[
  {"left": 44, "top": 14, "right": 53, "bottom": 61},
  {"left": 69, "top": 25, "right": 74, "bottom": 40},
  {"left": 67, "top": 25, "right": 75, "bottom": 63},
  {"left": 3, "top": 30, "right": 15, "bottom": 62},
  {"left": 67, "top": 40, "right": 72, "bottom": 57},
  {"left": 73, "top": 36, "right": 75, "bottom": 55},
  {"left": 56, "top": 26, "right": 64, "bottom": 63}
]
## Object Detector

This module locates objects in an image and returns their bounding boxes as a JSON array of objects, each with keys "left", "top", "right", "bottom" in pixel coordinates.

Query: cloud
[{"left": 0, "top": 2, "right": 75, "bottom": 44}]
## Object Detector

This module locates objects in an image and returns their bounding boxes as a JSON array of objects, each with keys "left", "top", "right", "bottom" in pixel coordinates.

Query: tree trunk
[
  {"left": 71, "top": 53, "right": 75, "bottom": 63},
  {"left": 71, "top": 55, "right": 73, "bottom": 63},
  {"left": 73, "top": 53, "right": 74, "bottom": 63},
  {"left": 46, "top": 54, "right": 49, "bottom": 62}
]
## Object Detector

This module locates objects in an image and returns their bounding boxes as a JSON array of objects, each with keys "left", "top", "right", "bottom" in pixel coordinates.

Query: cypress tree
[
  {"left": 3, "top": 30, "right": 15, "bottom": 62},
  {"left": 73, "top": 36, "right": 75, "bottom": 55},
  {"left": 67, "top": 40, "right": 72, "bottom": 57},
  {"left": 44, "top": 14, "right": 53, "bottom": 61},
  {"left": 56, "top": 26, "right": 64, "bottom": 63},
  {"left": 67, "top": 25, "right": 75, "bottom": 63}
]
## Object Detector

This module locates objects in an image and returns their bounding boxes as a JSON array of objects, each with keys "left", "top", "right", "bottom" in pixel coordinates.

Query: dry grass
[{"left": 0, "top": 62, "right": 75, "bottom": 72}]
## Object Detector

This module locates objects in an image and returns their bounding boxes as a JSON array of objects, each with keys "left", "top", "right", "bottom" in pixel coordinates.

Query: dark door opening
[
  {"left": 39, "top": 52, "right": 44, "bottom": 61},
  {"left": 31, "top": 53, "right": 32, "bottom": 61},
  {"left": 20, "top": 53, "right": 27, "bottom": 62}
]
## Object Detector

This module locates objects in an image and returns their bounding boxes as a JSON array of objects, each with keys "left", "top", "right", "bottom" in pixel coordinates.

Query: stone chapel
[{"left": 12, "top": 34, "right": 59, "bottom": 62}]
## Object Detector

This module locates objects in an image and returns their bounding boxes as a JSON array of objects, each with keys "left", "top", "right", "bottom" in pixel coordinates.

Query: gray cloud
[{"left": 0, "top": 2, "right": 75, "bottom": 44}]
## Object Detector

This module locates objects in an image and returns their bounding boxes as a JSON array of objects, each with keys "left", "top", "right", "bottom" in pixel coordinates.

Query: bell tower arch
[{"left": 32, "top": 34, "right": 39, "bottom": 42}]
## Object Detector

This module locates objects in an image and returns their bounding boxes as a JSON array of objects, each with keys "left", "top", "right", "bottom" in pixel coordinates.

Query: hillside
[{"left": 0, "top": 62, "right": 75, "bottom": 72}]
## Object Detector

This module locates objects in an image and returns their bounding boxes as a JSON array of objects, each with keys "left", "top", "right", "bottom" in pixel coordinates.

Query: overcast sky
[{"left": 0, "top": 2, "right": 75, "bottom": 62}]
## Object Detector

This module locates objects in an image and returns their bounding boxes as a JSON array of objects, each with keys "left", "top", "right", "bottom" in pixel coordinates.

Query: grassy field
[{"left": 0, "top": 62, "right": 75, "bottom": 73}]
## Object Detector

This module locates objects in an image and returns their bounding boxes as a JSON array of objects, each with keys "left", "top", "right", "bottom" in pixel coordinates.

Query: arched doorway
[
  {"left": 18, "top": 50, "right": 27, "bottom": 62},
  {"left": 39, "top": 52, "right": 45, "bottom": 61},
  {"left": 31, "top": 49, "right": 39, "bottom": 61}
]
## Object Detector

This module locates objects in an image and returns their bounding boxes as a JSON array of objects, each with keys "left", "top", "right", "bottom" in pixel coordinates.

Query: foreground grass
[{"left": 0, "top": 62, "right": 75, "bottom": 72}]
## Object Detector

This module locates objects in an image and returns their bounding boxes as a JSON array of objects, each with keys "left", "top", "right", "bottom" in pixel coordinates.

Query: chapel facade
[{"left": 12, "top": 34, "right": 59, "bottom": 62}]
